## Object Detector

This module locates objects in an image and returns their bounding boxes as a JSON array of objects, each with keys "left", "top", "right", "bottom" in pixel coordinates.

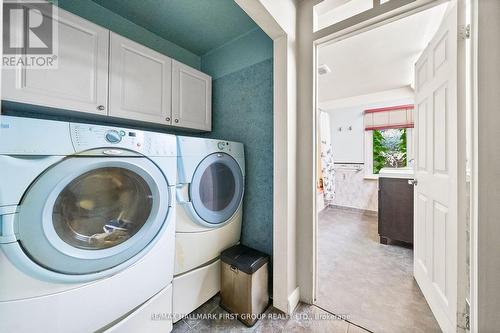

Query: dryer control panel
[
  {"left": 70, "top": 123, "right": 176, "bottom": 157},
  {"left": 177, "top": 136, "right": 244, "bottom": 158},
  {"left": 217, "top": 141, "right": 232, "bottom": 152}
]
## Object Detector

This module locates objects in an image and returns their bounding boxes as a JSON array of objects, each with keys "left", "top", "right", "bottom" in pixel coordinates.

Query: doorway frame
[
  {"left": 235, "top": 0, "right": 475, "bottom": 329},
  {"left": 234, "top": 0, "right": 299, "bottom": 314},
  {"left": 309, "top": 0, "right": 470, "bottom": 331}
]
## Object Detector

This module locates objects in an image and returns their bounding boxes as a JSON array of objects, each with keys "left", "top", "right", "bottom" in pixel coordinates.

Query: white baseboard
[{"left": 287, "top": 287, "right": 300, "bottom": 314}]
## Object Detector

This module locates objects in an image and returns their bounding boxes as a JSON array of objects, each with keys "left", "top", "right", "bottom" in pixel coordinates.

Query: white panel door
[
  {"left": 172, "top": 60, "right": 211, "bottom": 131},
  {"left": 109, "top": 32, "right": 172, "bottom": 125},
  {"left": 2, "top": 8, "right": 109, "bottom": 115},
  {"left": 413, "top": 3, "right": 459, "bottom": 333}
]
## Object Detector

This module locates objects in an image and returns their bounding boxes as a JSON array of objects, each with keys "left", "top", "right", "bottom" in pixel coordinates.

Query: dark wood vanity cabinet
[{"left": 378, "top": 177, "right": 414, "bottom": 244}]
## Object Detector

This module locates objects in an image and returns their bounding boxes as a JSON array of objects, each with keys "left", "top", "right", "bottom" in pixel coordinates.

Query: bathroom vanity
[{"left": 378, "top": 168, "right": 414, "bottom": 245}]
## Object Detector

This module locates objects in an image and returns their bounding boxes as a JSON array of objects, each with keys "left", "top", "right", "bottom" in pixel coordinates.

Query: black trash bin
[{"left": 220, "top": 244, "right": 269, "bottom": 326}]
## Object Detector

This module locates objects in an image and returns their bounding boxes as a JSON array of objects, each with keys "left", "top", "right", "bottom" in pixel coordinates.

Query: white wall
[
  {"left": 296, "top": 0, "right": 321, "bottom": 305},
  {"left": 327, "top": 107, "right": 364, "bottom": 163},
  {"left": 321, "top": 87, "right": 414, "bottom": 165},
  {"left": 319, "top": 111, "right": 331, "bottom": 146},
  {"left": 475, "top": 0, "right": 500, "bottom": 331},
  {"left": 235, "top": 0, "right": 300, "bottom": 314},
  {"left": 324, "top": 102, "right": 378, "bottom": 211},
  {"left": 320, "top": 88, "right": 414, "bottom": 212},
  {"left": 260, "top": 0, "right": 300, "bottom": 314}
]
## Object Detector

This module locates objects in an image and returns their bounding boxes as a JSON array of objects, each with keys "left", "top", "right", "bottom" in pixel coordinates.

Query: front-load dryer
[
  {"left": 0, "top": 116, "right": 177, "bottom": 333},
  {"left": 173, "top": 136, "right": 244, "bottom": 319}
]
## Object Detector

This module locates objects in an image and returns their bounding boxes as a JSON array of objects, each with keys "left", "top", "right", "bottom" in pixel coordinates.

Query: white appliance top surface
[
  {"left": 0, "top": 115, "right": 74, "bottom": 155},
  {"left": 177, "top": 135, "right": 244, "bottom": 158},
  {"left": 0, "top": 116, "right": 176, "bottom": 156},
  {"left": 379, "top": 167, "right": 415, "bottom": 179},
  {"left": 71, "top": 123, "right": 176, "bottom": 157}
]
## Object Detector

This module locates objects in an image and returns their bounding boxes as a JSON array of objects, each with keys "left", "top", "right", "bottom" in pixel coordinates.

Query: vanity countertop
[{"left": 378, "top": 167, "right": 414, "bottom": 179}]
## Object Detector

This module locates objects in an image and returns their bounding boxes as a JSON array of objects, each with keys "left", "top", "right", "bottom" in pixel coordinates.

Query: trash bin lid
[{"left": 221, "top": 244, "right": 269, "bottom": 274}]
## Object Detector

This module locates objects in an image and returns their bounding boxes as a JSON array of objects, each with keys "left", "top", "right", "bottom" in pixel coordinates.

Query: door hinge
[
  {"left": 176, "top": 183, "right": 191, "bottom": 204},
  {"left": 459, "top": 300, "right": 471, "bottom": 331},
  {"left": 0, "top": 212, "right": 19, "bottom": 244},
  {"left": 465, "top": 300, "right": 471, "bottom": 331},
  {"left": 459, "top": 24, "right": 471, "bottom": 40}
]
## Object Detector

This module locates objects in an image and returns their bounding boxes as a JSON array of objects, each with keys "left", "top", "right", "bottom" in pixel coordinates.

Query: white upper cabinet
[
  {"left": 2, "top": 9, "right": 109, "bottom": 115},
  {"left": 2, "top": 7, "right": 212, "bottom": 131},
  {"left": 172, "top": 60, "right": 212, "bottom": 131},
  {"left": 109, "top": 33, "right": 172, "bottom": 125}
]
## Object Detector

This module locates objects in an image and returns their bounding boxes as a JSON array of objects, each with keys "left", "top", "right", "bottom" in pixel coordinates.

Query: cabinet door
[
  {"left": 378, "top": 178, "right": 414, "bottom": 244},
  {"left": 109, "top": 33, "right": 172, "bottom": 125},
  {"left": 2, "top": 8, "right": 109, "bottom": 115},
  {"left": 172, "top": 60, "right": 211, "bottom": 131}
]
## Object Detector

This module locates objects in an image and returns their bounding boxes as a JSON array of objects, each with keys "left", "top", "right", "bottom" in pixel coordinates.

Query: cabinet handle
[
  {"left": 166, "top": 117, "right": 171, "bottom": 122},
  {"left": 97, "top": 105, "right": 105, "bottom": 111},
  {"left": 174, "top": 119, "right": 179, "bottom": 123}
]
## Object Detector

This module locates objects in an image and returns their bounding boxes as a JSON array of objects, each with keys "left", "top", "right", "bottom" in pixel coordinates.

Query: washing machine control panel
[
  {"left": 105, "top": 130, "right": 122, "bottom": 144},
  {"left": 70, "top": 123, "right": 175, "bottom": 156}
]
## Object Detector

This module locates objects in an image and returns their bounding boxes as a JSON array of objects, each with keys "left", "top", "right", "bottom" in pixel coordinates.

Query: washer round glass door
[
  {"left": 190, "top": 153, "right": 244, "bottom": 226},
  {"left": 52, "top": 167, "right": 153, "bottom": 250},
  {"left": 17, "top": 156, "right": 170, "bottom": 275}
]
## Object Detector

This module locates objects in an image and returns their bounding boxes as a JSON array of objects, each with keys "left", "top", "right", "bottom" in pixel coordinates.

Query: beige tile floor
[
  {"left": 172, "top": 295, "right": 370, "bottom": 333},
  {"left": 317, "top": 207, "right": 441, "bottom": 333}
]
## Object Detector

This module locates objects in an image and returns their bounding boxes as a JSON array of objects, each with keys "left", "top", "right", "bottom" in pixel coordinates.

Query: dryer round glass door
[
  {"left": 16, "top": 156, "right": 171, "bottom": 276},
  {"left": 190, "top": 152, "right": 244, "bottom": 226}
]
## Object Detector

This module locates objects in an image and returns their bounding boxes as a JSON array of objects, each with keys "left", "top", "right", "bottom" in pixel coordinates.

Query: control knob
[{"left": 105, "top": 130, "right": 122, "bottom": 144}]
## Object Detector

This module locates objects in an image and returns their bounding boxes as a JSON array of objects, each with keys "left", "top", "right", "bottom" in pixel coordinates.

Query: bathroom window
[
  {"left": 372, "top": 128, "right": 407, "bottom": 174},
  {"left": 364, "top": 128, "right": 413, "bottom": 178},
  {"left": 363, "top": 104, "right": 414, "bottom": 178}
]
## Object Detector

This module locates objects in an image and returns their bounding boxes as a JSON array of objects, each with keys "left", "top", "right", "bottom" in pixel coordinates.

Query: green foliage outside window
[{"left": 373, "top": 128, "right": 407, "bottom": 174}]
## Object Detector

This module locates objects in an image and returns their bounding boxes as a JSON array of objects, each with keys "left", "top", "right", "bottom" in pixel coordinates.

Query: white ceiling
[{"left": 317, "top": 3, "right": 448, "bottom": 103}]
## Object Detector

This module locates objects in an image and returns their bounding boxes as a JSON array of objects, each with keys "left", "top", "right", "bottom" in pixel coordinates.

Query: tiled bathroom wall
[{"left": 331, "top": 164, "right": 378, "bottom": 213}]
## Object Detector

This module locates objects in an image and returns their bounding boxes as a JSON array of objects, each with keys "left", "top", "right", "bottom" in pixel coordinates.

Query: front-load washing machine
[
  {"left": 0, "top": 116, "right": 177, "bottom": 333},
  {"left": 173, "top": 136, "right": 244, "bottom": 319}
]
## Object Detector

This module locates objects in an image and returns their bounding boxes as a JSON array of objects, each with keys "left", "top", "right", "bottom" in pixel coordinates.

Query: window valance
[{"left": 364, "top": 104, "right": 414, "bottom": 131}]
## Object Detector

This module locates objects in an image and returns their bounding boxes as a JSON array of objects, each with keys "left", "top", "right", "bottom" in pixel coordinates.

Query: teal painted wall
[
  {"left": 202, "top": 28, "right": 273, "bottom": 79},
  {"left": 90, "top": 0, "right": 258, "bottom": 56},
  {"left": 52, "top": 0, "right": 201, "bottom": 69},
  {"left": 207, "top": 59, "right": 273, "bottom": 256},
  {"left": 202, "top": 31, "right": 274, "bottom": 255}
]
